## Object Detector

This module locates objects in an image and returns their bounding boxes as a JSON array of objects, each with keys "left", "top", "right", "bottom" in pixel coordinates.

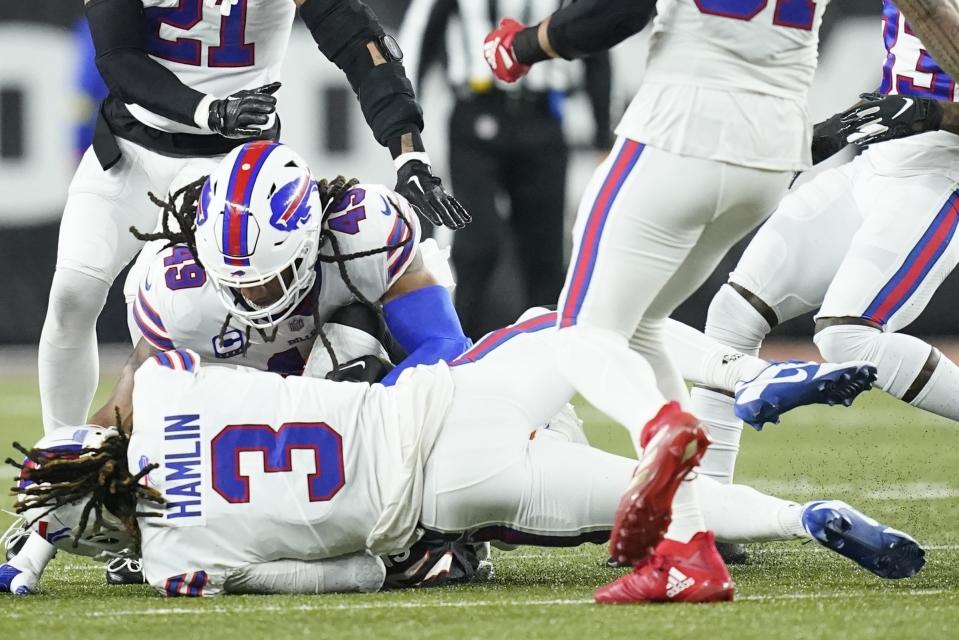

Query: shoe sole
[
  {"left": 742, "top": 363, "right": 878, "bottom": 428},
  {"left": 594, "top": 575, "right": 736, "bottom": 605},
  {"left": 608, "top": 422, "right": 710, "bottom": 566},
  {"left": 820, "top": 510, "right": 926, "bottom": 579}
]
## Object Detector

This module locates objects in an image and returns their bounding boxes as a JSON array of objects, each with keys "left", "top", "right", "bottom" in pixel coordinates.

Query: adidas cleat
[
  {"left": 734, "top": 360, "right": 877, "bottom": 430},
  {"left": 596, "top": 531, "right": 734, "bottom": 604},
  {"left": 607, "top": 402, "right": 710, "bottom": 566},
  {"left": 802, "top": 500, "right": 925, "bottom": 579}
]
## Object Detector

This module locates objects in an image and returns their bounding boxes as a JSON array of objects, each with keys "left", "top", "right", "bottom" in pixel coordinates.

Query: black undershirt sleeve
[
  {"left": 86, "top": 0, "right": 206, "bottom": 128},
  {"left": 299, "top": 0, "right": 424, "bottom": 148},
  {"left": 513, "top": 0, "right": 655, "bottom": 63}
]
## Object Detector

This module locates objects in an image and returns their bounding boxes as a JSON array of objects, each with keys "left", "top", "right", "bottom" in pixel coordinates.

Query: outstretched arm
[
  {"left": 88, "top": 338, "right": 158, "bottom": 432},
  {"left": 379, "top": 254, "right": 471, "bottom": 385},
  {"left": 294, "top": 0, "right": 470, "bottom": 229},
  {"left": 897, "top": 0, "right": 959, "bottom": 82},
  {"left": 484, "top": 0, "right": 654, "bottom": 83}
]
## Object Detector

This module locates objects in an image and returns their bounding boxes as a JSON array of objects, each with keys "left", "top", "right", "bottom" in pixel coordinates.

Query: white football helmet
[
  {"left": 193, "top": 142, "right": 322, "bottom": 330},
  {"left": 17, "top": 426, "right": 134, "bottom": 559}
]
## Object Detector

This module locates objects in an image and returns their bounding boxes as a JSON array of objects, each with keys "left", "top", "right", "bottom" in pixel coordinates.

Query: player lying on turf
[
  {"left": 1, "top": 311, "right": 921, "bottom": 597},
  {"left": 691, "top": 10, "right": 959, "bottom": 495}
]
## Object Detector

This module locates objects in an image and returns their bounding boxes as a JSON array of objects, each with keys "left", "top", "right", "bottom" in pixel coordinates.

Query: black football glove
[
  {"left": 208, "top": 82, "right": 281, "bottom": 139},
  {"left": 395, "top": 160, "right": 471, "bottom": 230},
  {"left": 811, "top": 112, "right": 848, "bottom": 165},
  {"left": 839, "top": 92, "right": 943, "bottom": 147},
  {"left": 811, "top": 92, "right": 943, "bottom": 164},
  {"left": 325, "top": 355, "right": 394, "bottom": 384}
]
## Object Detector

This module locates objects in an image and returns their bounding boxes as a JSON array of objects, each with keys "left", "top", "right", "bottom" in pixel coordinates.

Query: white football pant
[{"left": 38, "top": 139, "right": 221, "bottom": 432}]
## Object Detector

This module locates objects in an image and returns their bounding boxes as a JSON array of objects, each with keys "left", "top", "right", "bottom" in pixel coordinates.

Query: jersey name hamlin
[{"left": 162, "top": 414, "right": 206, "bottom": 523}]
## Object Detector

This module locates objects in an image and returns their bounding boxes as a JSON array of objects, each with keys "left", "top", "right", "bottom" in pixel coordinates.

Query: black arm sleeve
[
  {"left": 299, "top": 0, "right": 424, "bottom": 147},
  {"left": 583, "top": 52, "right": 613, "bottom": 150},
  {"left": 86, "top": 0, "right": 206, "bottom": 127},
  {"left": 513, "top": 0, "right": 655, "bottom": 63}
]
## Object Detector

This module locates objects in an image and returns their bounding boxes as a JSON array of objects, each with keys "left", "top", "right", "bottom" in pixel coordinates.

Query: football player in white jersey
[
  {"left": 691, "top": 2, "right": 959, "bottom": 499},
  {"left": 85, "top": 141, "right": 470, "bottom": 433},
  {"left": 479, "top": 0, "right": 959, "bottom": 602},
  {"left": 39, "top": 0, "right": 470, "bottom": 439},
  {"left": 2, "top": 325, "right": 920, "bottom": 598}
]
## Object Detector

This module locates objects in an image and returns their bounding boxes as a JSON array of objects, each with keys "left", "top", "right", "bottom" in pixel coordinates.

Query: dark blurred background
[{"left": 1, "top": 0, "right": 956, "bottom": 347}]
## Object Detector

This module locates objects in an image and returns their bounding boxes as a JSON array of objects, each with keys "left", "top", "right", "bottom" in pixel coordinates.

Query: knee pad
[
  {"left": 703, "top": 283, "right": 772, "bottom": 356},
  {"left": 813, "top": 323, "right": 881, "bottom": 365},
  {"left": 815, "top": 323, "right": 930, "bottom": 397},
  {"left": 45, "top": 268, "right": 110, "bottom": 328}
]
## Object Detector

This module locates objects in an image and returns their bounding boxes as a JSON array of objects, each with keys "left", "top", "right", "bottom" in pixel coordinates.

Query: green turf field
[{"left": 1, "top": 371, "right": 958, "bottom": 639}]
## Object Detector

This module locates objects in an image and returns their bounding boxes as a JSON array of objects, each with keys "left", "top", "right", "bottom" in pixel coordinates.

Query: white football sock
[
  {"left": 663, "top": 478, "right": 706, "bottom": 544},
  {"left": 691, "top": 284, "right": 772, "bottom": 484},
  {"left": 696, "top": 475, "right": 808, "bottom": 542},
  {"left": 38, "top": 268, "right": 110, "bottom": 433},
  {"left": 662, "top": 318, "right": 767, "bottom": 392},
  {"left": 815, "top": 324, "right": 959, "bottom": 421}
]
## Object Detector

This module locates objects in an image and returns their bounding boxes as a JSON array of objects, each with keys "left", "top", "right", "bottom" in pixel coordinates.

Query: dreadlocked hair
[
  {"left": 130, "top": 175, "right": 209, "bottom": 267},
  {"left": 6, "top": 421, "right": 165, "bottom": 554},
  {"left": 311, "top": 183, "right": 416, "bottom": 371}
]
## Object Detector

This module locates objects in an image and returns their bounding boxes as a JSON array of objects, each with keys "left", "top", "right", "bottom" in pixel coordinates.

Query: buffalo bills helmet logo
[
  {"left": 196, "top": 179, "right": 214, "bottom": 226},
  {"left": 270, "top": 177, "right": 315, "bottom": 232}
]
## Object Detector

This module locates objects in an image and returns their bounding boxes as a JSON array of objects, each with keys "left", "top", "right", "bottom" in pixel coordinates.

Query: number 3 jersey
[
  {"left": 134, "top": 0, "right": 295, "bottom": 133},
  {"left": 129, "top": 350, "right": 454, "bottom": 596},
  {"left": 129, "top": 184, "right": 420, "bottom": 375},
  {"left": 617, "top": 0, "right": 830, "bottom": 171}
]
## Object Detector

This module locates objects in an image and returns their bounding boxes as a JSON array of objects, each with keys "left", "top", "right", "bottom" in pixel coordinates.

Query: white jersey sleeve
[{"left": 320, "top": 184, "right": 422, "bottom": 302}]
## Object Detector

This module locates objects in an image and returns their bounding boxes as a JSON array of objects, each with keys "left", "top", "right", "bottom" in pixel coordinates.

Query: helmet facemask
[{"left": 193, "top": 142, "right": 323, "bottom": 332}]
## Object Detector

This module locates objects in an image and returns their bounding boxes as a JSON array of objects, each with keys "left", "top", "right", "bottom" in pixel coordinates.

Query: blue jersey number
[
  {"left": 146, "top": 0, "right": 255, "bottom": 68},
  {"left": 695, "top": 0, "right": 817, "bottom": 31},
  {"left": 327, "top": 188, "right": 368, "bottom": 235},
  {"left": 164, "top": 247, "right": 207, "bottom": 291},
  {"left": 211, "top": 422, "right": 345, "bottom": 504}
]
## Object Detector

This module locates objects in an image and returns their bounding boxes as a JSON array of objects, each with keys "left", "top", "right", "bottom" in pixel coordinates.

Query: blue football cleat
[
  {"left": 802, "top": 500, "right": 925, "bottom": 579},
  {"left": 734, "top": 360, "right": 877, "bottom": 430},
  {"left": 0, "top": 563, "right": 32, "bottom": 595}
]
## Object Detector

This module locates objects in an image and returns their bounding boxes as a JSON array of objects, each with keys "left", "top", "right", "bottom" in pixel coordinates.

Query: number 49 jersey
[
  {"left": 128, "top": 184, "right": 420, "bottom": 376},
  {"left": 134, "top": 0, "right": 295, "bottom": 133},
  {"left": 129, "top": 350, "right": 454, "bottom": 596}
]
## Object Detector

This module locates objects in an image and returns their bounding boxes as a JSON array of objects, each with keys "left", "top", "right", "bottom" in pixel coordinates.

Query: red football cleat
[
  {"left": 595, "top": 531, "right": 735, "bottom": 604},
  {"left": 608, "top": 401, "right": 710, "bottom": 566}
]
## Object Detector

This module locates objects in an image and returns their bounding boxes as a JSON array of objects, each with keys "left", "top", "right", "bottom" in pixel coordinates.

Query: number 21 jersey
[{"left": 134, "top": 0, "right": 295, "bottom": 133}]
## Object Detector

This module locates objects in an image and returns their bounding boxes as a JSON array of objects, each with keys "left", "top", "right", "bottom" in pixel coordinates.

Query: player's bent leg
[
  {"left": 692, "top": 283, "right": 778, "bottom": 485},
  {"left": 815, "top": 322, "right": 959, "bottom": 421},
  {"left": 38, "top": 268, "right": 111, "bottom": 432},
  {"left": 555, "top": 140, "right": 731, "bottom": 448},
  {"left": 692, "top": 162, "right": 862, "bottom": 484},
  {"left": 815, "top": 178, "right": 959, "bottom": 421},
  {"left": 421, "top": 416, "right": 637, "bottom": 545},
  {"left": 38, "top": 143, "right": 194, "bottom": 432}
]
